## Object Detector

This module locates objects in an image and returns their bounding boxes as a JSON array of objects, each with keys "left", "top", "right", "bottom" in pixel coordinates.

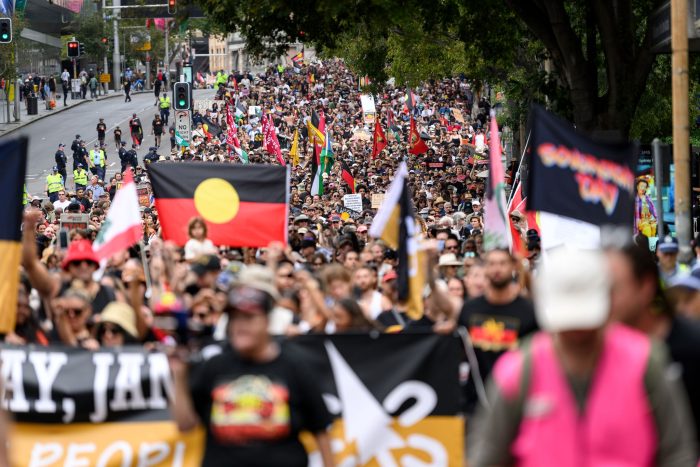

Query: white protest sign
[
  {"left": 193, "top": 99, "right": 216, "bottom": 112},
  {"left": 175, "top": 110, "right": 191, "bottom": 144},
  {"left": 360, "top": 94, "right": 376, "bottom": 125},
  {"left": 343, "top": 194, "right": 363, "bottom": 213}
]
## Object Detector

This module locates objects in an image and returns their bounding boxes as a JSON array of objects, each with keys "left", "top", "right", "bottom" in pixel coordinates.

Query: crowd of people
[{"left": 14, "top": 58, "right": 700, "bottom": 465}]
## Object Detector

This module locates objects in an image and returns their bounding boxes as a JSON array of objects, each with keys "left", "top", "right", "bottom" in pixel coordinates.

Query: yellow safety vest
[
  {"left": 47, "top": 174, "right": 63, "bottom": 193},
  {"left": 22, "top": 185, "right": 28, "bottom": 206},
  {"left": 74, "top": 169, "right": 88, "bottom": 186},
  {"left": 159, "top": 96, "right": 170, "bottom": 109},
  {"left": 89, "top": 149, "right": 105, "bottom": 167}
]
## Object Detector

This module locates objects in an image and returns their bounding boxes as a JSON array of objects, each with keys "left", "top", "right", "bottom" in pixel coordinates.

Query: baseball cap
[
  {"left": 62, "top": 239, "right": 99, "bottom": 270},
  {"left": 669, "top": 267, "right": 700, "bottom": 291},
  {"left": 534, "top": 248, "right": 610, "bottom": 332},
  {"left": 657, "top": 235, "right": 679, "bottom": 254}
]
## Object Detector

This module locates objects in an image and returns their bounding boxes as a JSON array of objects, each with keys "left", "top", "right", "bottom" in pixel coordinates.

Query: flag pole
[
  {"left": 507, "top": 130, "right": 531, "bottom": 205},
  {"left": 139, "top": 241, "right": 153, "bottom": 299}
]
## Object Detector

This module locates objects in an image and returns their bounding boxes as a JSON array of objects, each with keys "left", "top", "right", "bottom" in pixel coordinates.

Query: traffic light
[
  {"left": 173, "top": 82, "right": 191, "bottom": 110},
  {"left": 167, "top": 0, "right": 175, "bottom": 14},
  {"left": 79, "top": 42, "right": 86, "bottom": 56},
  {"left": 101, "top": 37, "right": 108, "bottom": 45},
  {"left": 67, "top": 40, "right": 79, "bottom": 58},
  {"left": 0, "top": 18, "right": 12, "bottom": 44}
]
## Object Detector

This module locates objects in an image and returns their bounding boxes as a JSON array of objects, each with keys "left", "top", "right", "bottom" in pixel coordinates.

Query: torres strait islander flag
[
  {"left": 148, "top": 163, "right": 289, "bottom": 247},
  {"left": 92, "top": 170, "right": 143, "bottom": 261}
]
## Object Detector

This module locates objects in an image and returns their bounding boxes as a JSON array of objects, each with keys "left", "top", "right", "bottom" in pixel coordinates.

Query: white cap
[{"left": 534, "top": 248, "right": 610, "bottom": 332}]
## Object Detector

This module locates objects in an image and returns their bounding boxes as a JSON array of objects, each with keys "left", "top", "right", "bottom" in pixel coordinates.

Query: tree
[{"left": 195, "top": 0, "right": 665, "bottom": 139}]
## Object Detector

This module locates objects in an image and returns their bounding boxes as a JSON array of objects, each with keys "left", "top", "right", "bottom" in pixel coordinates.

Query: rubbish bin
[{"left": 27, "top": 96, "right": 38, "bottom": 115}]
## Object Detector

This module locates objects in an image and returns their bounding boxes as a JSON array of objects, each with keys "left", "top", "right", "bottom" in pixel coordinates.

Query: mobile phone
[{"left": 58, "top": 230, "right": 69, "bottom": 250}]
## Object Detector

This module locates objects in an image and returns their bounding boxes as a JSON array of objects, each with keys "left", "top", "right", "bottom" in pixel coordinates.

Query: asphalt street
[{"left": 1, "top": 89, "right": 214, "bottom": 196}]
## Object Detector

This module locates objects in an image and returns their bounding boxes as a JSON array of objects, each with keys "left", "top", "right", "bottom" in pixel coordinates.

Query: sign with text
[
  {"left": 136, "top": 184, "right": 150, "bottom": 208},
  {"left": 174, "top": 110, "right": 191, "bottom": 144},
  {"left": 1, "top": 334, "right": 462, "bottom": 467},
  {"left": 343, "top": 193, "right": 363, "bottom": 213},
  {"left": 371, "top": 193, "right": 385, "bottom": 209},
  {"left": 59, "top": 213, "right": 89, "bottom": 233}
]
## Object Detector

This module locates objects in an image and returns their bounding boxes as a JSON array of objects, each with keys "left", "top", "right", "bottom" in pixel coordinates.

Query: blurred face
[
  {"left": 447, "top": 277, "right": 465, "bottom": 299},
  {"left": 229, "top": 310, "right": 268, "bottom": 355},
  {"left": 485, "top": 251, "right": 513, "bottom": 290},
  {"left": 275, "top": 263, "right": 295, "bottom": 292},
  {"left": 332, "top": 303, "right": 352, "bottom": 331},
  {"left": 16, "top": 290, "right": 30, "bottom": 325},
  {"left": 67, "top": 260, "right": 98, "bottom": 282},
  {"left": 371, "top": 245, "right": 384, "bottom": 262},
  {"left": 353, "top": 267, "right": 373, "bottom": 292},
  {"left": 444, "top": 239, "right": 459, "bottom": 254},
  {"left": 100, "top": 323, "right": 126, "bottom": 347},
  {"left": 657, "top": 249, "right": 678, "bottom": 271},
  {"left": 62, "top": 297, "right": 90, "bottom": 333},
  {"left": 192, "top": 303, "right": 215, "bottom": 327},
  {"left": 344, "top": 251, "right": 359, "bottom": 270},
  {"left": 328, "top": 279, "right": 352, "bottom": 301},
  {"left": 190, "top": 223, "right": 205, "bottom": 240},
  {"left": 608, "top": 251, "right": 652, "bottom": 327}
]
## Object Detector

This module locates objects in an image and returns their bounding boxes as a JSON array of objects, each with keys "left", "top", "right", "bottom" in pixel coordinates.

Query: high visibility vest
[
  {"left": 90, "top": 150, "right": 105, "bottom": 167},
  {"left": 74, "top": 169, "right": 88, "bottom": 186},
  {"left": 159, "top": 96, "right": 170, "bottom": 109},
  {"left": 22, "top": 185, "right": 28, "bottom": 206},
  {"left": 277, "top": 64, "right": 284, "bottom": 73},
  {"left": 47, "top": 174, "right": 63, "bottom": 193}
]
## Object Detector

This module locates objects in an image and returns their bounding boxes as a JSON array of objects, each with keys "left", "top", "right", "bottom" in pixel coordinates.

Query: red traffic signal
[
  {"left": 101, "top": 37, "right": 108, "bottom": 44},
  {"left": 167, "top": 0, "right": 175, "bottom": 14},
  {"left": 67, "top": 40, "right": 79, "bottom": 58}
]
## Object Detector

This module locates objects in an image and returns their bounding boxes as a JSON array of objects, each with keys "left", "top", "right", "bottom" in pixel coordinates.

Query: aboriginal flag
[
  {"left": 148, "top": 163, "right": 289, "bottom": 247},
  {"left": 0, "top": 137, "right": 28, "bottom": 334},
  {"left": 340, "top": 159, "right": 356, "bottom": 193}
]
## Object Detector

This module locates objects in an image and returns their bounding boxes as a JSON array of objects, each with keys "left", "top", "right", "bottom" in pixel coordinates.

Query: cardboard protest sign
[
  {"left": 59, "top": 213, "right": 89, "bottom": 232},
  {"left": 136, "top": 184, "right": 150, "bottom": 208},
  {"left": 343, "top": 193, "right": 363, "bottom": 213},
  {"left": 371, "top": 193, "right": 385, "bottom": 209}
]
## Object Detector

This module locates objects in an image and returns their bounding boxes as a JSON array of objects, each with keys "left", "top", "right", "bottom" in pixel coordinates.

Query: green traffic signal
[{"left": 0, "top": 33, "right": 7, "bottom": 40}]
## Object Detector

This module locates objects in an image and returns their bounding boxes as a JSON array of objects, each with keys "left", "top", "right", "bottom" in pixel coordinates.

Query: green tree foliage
[{"left": 195, "top": 0, "right": 679, "bottom": 140}]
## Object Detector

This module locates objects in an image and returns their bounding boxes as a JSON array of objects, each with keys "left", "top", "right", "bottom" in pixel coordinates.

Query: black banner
[
  {"left": 2, "top": 334, "right": 464, "bottom": 466},
  {"left": 527, "top": 105, "right": 638, "bottom": 226}
]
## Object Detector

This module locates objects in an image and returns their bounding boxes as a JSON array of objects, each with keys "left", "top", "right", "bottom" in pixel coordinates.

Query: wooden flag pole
[{"left": 671, "top": 0, "right": 691, "bottom": 260}]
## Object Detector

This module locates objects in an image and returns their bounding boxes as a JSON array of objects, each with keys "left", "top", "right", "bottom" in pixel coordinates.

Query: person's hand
[
  {"left": 23, "top": 208, "right": 43, "bottom": 228},
  {"left": 81, "top": 337, "right": 100, "bottom": 351},
  {"left": 266, "top": 241, "right": 285, "bottom": 262},
  {"left": 433, "top": 319, "right": 456, "bottom": 335},
  {"left": 166, "top": 346, "right": 190, "bottom": 378},
  {"left": 5, "top": 333, "right": 26, "bottom": 345},
  {"left": 423, "top": 239, "right": 441, "bottom": 262}
]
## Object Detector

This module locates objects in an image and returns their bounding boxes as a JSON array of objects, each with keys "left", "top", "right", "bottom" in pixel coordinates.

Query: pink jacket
[{"left": 494, "top": 324, "right": 657, "bottom": 467}]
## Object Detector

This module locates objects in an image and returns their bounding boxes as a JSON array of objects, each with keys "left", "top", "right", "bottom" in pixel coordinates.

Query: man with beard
[{"left": 458, "top": 248, "right": 537, "bottom": 415}]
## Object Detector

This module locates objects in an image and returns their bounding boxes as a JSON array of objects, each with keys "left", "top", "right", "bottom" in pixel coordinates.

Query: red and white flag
[
  {"left": 483, "top": 111, "right": 509, "bottom": 250},
  {"left": 92, "top": 171, "right": 143, "bottom": 261}
]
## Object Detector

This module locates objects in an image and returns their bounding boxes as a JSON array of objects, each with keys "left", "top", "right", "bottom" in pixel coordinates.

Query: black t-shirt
[
  {"left": 96, "top": 123, "right": 107, "bottom": 137},
  {"left": 458, "top": 294, "right": 538, "bottom": 414},
  {"left": 666, "top": 315, "right": 700, "bottom": 448},
  {"left": 190, "top": 343, "right": 332, "bottom": 467}
]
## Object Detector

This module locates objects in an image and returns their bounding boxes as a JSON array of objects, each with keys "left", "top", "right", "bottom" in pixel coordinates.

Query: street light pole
[
  {"left": 671, "top": 0, "right": 691, "bottom": 259},
  {"left": 112, "top": 0, "right": 121, "bottom": 93},
  {"left": 164, "top": 19, "right": 169, "bottom": 87}
]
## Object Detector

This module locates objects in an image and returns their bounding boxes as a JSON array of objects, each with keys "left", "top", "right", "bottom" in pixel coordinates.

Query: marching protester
[{"left": 8, "top": 58, "right": 700, "bottom": 466}]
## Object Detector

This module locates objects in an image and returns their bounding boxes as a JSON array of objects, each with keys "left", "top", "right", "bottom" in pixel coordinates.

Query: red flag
[
  {"left": 507, "top": 179, "right": 540, "bottom": 257},
  {"left": 408, "top": 117, "right": 428, "bottom": 155},
  {"left": 262, "top": 113, "right": 285, "bottom": 166},
  {"left": 371, "top": 120, "right": 387, "bottom": 159}
]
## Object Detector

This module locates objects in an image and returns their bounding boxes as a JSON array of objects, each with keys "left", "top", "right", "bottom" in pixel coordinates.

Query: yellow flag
[{"left": 290, "top": 129, "right": 300, "bottom": 166}]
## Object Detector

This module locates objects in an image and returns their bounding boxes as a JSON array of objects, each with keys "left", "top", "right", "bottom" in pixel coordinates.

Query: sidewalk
[{"left": 0, "top": 90, "right": 144, "bottom": 139}]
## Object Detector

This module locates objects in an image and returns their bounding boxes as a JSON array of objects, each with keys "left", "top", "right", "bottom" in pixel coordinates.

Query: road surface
[{"left": 0, "top": 89, "right": 214, "bottom": 196}]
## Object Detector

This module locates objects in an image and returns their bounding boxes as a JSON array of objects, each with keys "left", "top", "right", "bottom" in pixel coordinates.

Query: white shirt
[
  {"left": 53, "top": 199, "right": 71, "bottom": 211},
  {"left": 61, "top": 71, "right": 70, "bottom": 82}
]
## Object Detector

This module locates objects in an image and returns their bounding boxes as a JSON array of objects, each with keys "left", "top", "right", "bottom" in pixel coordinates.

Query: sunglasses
[
  {"left": 312, "top": 262, "right": 324, "bottom": 266},
  {"left": 66, "top": 308, "right": 84, "bottom": 317},
  {"left": 193, "top": 311, "right": 210, "bottom": 320},
  {"left": 99, "top": 324, "right": 125, "bottom": 336},
  {"left": 70, "top": 260, "right": 97, "bottom": 267},
  {"left": 278, "top": 272, "right": 294, "bottom": 278}
]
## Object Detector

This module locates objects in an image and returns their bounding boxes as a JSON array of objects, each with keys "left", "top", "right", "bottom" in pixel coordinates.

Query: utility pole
[
  {"left": 671, "top": 0, "right": 691, "bottom": 259},
  {"left": 112, "top": 0, "right": 121, "bottom": 93},
  {"left": 164, "top": 19, "right": 169, "bottom": 88},
  {"left": 102, "top": 0, "right": 109, "bottom": 93}
]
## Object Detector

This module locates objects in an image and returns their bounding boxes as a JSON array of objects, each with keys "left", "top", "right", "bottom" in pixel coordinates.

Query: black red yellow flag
[
  {"left": 340, "top": 159, "right": 356, "bottom": 193},
  {"left": 147, "top": 163, "right": 289, "bottom": 247},
  {"left": 0, "top": 137, "right": 28, "bottom": 333}
]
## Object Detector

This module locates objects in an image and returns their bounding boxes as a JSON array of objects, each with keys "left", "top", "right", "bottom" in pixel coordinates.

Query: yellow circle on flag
[
  {"left": 194, "top": 178, "right": 239, "bottom": 224},
  {"left": 340, "top": 211, "right": 350, "bottom": 221}
]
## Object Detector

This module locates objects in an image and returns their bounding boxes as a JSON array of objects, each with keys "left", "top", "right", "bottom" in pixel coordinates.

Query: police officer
[
  {"left": 144, "top": 146, "right": 159, "bottom": 164},
  {"left": 70, "top": 134, "right": 80, "bottom": 158},
  {"left": 118, "top": 141, "right": 129, "bottom": 173},
  {"left": 73, "top": 163, "right": 88, "bottom": 191},
  {"left": 159, "top": 92, "right": 171, "bottom": 125},
  {"left": 54, "top": 143, "right": 68, "bottom": 184},
  {"left": 74, "top": 140, "right": 88, "bottom": 171},
  {"left": 88, "top": 143, "right": 106, "bottom": 181},
  {"left": 45, "top": 167, "right": 64, "bottom": 202},
  {"left": 126, "top": 144, "right": 139, "bottom": 170}
]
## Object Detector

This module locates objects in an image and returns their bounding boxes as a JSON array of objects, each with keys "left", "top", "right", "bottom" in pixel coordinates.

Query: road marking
[{"left": 85, "top": 102, "right": 154, "bottom": 147}]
